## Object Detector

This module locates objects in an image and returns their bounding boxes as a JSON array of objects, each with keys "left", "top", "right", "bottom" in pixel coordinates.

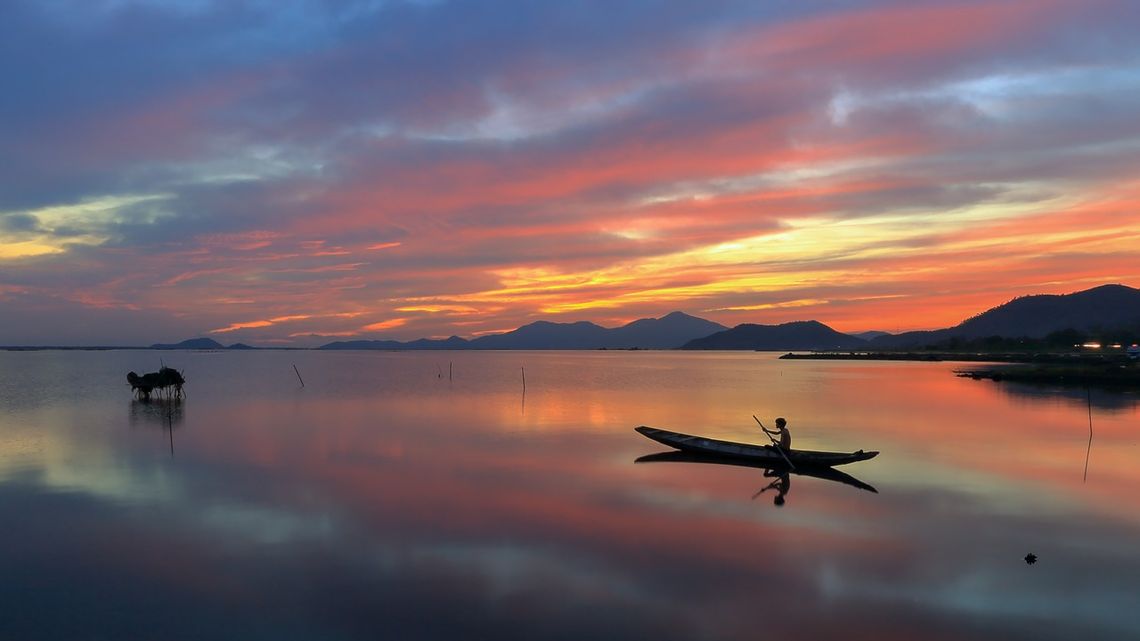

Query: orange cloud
[
  {"left": 360, "top": 318, "right": 408, "bottom": 332},
  {"left": 211, "top": 314, "right": 312, "bottom": 333}
]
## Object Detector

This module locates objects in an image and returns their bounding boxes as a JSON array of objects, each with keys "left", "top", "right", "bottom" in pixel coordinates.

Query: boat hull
[{"left": 635, "top": 426, "right": 878, "bottom": 467}]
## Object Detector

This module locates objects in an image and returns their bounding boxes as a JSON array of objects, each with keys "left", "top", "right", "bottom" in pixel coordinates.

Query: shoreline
[
  {"left": 778, "top": 351, "right": 1134, "bottom": 364},
  {"left": 955, "top": 363, "right": 1140, "bottom": 387},
  {"left": 779, "top": 350, "right": 1139, "bottom": 387}
]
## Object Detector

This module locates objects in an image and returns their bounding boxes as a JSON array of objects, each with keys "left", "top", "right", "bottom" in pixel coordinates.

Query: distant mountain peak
[
  {"left": 151, "top": 337, "right": 225, "bottom": 350},
  {"left": 872, "top": 283, "right": 1140, "bottom": 348},
  {"left": 1082, "top": 283, "right": 1131, "bottom": 293},
  {"left": 682, "top": 320, "right": 865, "bottom": 350}
]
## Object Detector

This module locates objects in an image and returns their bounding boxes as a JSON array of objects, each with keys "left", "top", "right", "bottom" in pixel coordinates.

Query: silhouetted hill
[
  {"left": 320, "top": 336, "right": 469, "bottom": 350},
  {"left": 603, "top": 312, "right": 727, "bottom": 349},
  {"left": 469, "top": 321, "right": 610, "bottom": 349},
  {"left": 872, "top": 284, "right": 1140, "bottom": 348},
  {"left": 870, "top": 330, "right": 941, "bottom": 349},
  {"left": 227, "top": 343, "right": 256, "bottom": 350},
  {"left": 320, "top": 339, "right": 404, "bottom": 350},
  {"left": 404, "top": 336, "right": 471, "bottom": 350},
  {"left": 151, "top": 337, "right": 226, "bottom": 350},
  {"left": 681, "top": 320, "right": 867, "bottom": 350}
]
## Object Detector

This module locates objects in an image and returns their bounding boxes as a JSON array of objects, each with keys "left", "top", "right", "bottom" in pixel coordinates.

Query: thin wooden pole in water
[
  {"left": 521, "top": 366, "right": 526, "bottom": 392},
  {"left": 293, "top": 363, "right": 305, "bottom": 387},
  {"left": 1083, "top": 387, "right": 1093, "bottom": 483},
  {"left": 449, "top": 361, "right": 453, "bottom": 382},
  {"left": 166, "top": 403, "right": 175, "bottom": 458}
]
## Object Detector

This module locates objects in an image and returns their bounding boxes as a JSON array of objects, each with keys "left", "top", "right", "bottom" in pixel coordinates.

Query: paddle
[{"left": 753, "top": 415, "right": 795, "bottom": 470}]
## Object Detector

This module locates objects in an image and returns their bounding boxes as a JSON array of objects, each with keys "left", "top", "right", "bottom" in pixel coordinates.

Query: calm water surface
[{"left": 1, "top": 350, "right": 1138, "bottom": 640}]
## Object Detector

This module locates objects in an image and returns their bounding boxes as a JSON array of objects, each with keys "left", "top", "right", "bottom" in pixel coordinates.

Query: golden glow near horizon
[
  {"left": 0, "top": 194, "right": 173, "bottom": 259},
  {"left": 454, "top": 194, "right": 1119, "bottom": 319},
  {"left": 0, "top": 241, "right": 66, "bottom": 260}
]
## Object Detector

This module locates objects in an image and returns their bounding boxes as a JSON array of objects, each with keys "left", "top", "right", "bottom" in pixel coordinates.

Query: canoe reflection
[{"left": 635, "top": 450, "right": 878, "bottom": 501}]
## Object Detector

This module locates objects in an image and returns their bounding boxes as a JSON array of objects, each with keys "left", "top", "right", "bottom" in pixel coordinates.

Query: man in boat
[{"left": 762, "top": 417, "right": 791, "bottom": 452}]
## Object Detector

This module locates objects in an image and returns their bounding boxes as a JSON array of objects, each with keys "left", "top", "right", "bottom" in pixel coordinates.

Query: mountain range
[
  {"left": 149, "top": 283, "right": 1140, "bottom": 351},
  {"left": 319, "top": 311, "right": 727, "bottom": 350}
]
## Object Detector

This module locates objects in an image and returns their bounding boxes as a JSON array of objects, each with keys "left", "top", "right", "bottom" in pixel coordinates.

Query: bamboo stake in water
[
  {"left": 167, "top": 405, "right": 175, "bottom": 458},
  {"left": 449, "top": 361, "right": 453, "bottom": 382},
  {"left": 1084, "top": 387, "right": 1093, "bottom": 483},
  {"left": 293, "top": 363, "right": 305, "bottom": 387}
]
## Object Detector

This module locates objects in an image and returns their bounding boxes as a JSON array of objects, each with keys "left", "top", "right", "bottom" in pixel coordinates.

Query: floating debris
[
  {"left": 127, "top": 367, "right": 185, "bottom": 401},
  {"left": 1024, "top": 553, "right": 1038, "bottom": 565}
]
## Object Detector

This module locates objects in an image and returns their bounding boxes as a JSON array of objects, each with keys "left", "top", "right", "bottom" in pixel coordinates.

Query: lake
[{"left": 1, "top": 350, "right": 1138, "bottom": 640}]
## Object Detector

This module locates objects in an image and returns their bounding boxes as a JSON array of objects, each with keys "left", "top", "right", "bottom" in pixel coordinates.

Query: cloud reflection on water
[{"left": 0, "top": 351, "right": 1138, "bottom": 640}]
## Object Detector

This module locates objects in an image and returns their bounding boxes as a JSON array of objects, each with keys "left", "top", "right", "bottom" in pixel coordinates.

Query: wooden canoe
[{"left": 635, "top": 426, "right": 878, "bottom": 467}]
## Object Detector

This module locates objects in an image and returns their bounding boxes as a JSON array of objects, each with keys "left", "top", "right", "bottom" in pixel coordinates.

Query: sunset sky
[{"left": 2, "top": 0, "right": 1139, "bottom": 346}]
